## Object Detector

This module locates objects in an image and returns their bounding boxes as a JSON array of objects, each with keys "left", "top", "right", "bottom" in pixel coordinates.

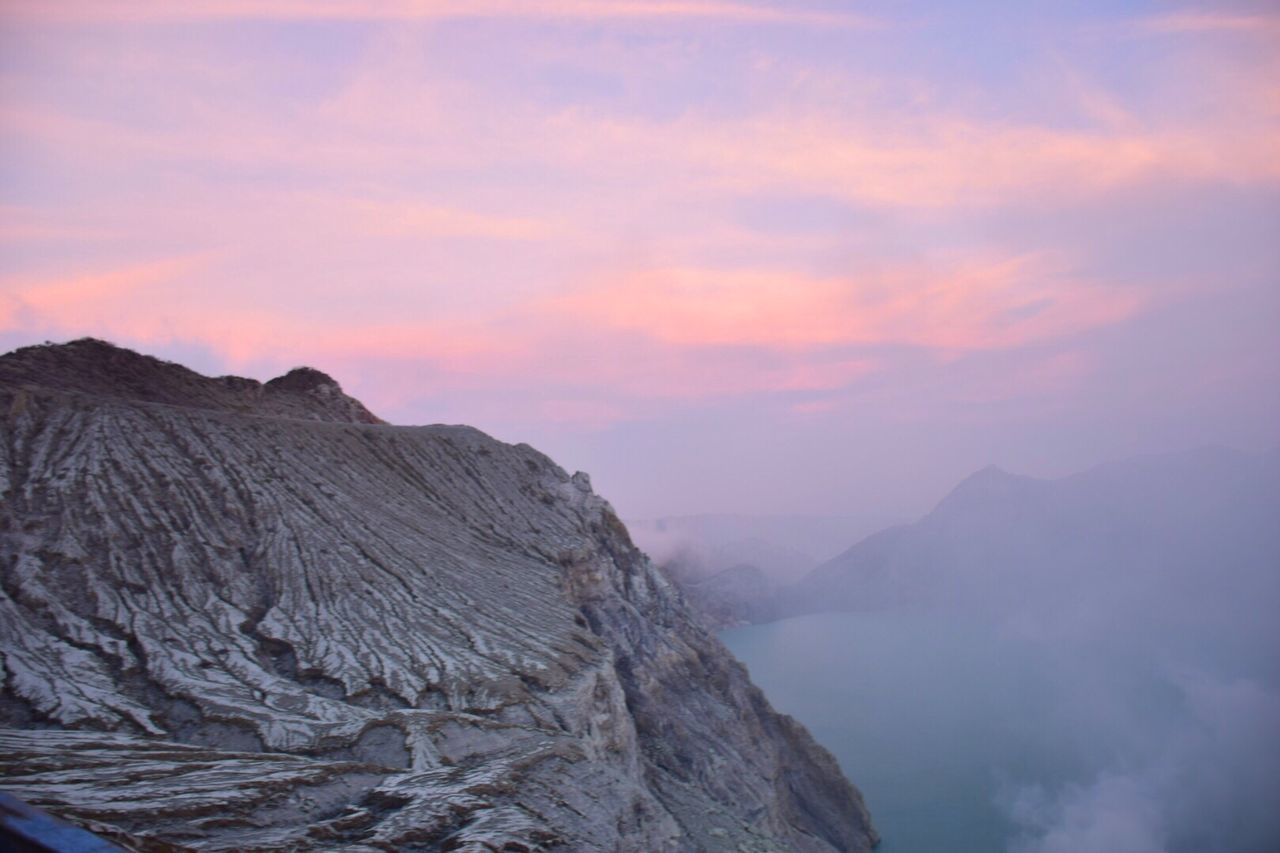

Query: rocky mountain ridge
[
  {"left": 0, "top": 338, "right": 383, "bottom": 425},
  {"left": 0, "top": 339, "right": 876, "bottom": 851}
]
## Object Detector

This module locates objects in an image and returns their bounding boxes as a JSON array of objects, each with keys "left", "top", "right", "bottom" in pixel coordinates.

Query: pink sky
[{"left": 2, "top": 0, "right": 1277, "bottom": 521}]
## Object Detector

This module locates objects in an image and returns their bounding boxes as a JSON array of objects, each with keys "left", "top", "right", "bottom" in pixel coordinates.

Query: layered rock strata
[{"left": 0, "top": 339, "right": 875, "bottom": 851}]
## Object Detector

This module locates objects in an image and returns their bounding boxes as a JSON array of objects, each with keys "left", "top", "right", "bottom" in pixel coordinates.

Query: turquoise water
[{"left": 721, "top": 611, "right": 1232, "bottom": 853}]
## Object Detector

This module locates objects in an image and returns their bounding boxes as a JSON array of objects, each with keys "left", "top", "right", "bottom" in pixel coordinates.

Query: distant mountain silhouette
[{"left": 786, "top": 446, "right": 1280, "bottom": 623}]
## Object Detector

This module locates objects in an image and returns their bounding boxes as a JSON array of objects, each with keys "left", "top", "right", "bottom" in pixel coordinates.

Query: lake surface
[
  {"left": 721, "top": 610, "right": 1275, "bottom": 853},
  {"left": 723, "top": 611, "right": 1037, "bottom": 851}
]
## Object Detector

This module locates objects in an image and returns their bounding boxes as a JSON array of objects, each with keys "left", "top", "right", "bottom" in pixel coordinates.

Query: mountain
[
  {"left": 630, "top": 514, "right": 894, "bottom": 578},
  {"left": 675, "top": 564, "right": 783, "bottom": 628},
  {"left": 0, "top": 339, "right": 876, "bottom": 851},
  {"left": 787, "top": 447, "right": 1280, "bottom": 631},
  {"left": 629, "top": 513, "right": 899, "bottom": 627},
  {"left": 0, "top": 337, "right": 383, "bottom": 425}
]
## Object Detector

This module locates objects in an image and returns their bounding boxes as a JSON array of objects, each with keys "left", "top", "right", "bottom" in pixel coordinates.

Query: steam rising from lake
[{"left": 723, "top": 448, "right": 1280, "bottom": 852}]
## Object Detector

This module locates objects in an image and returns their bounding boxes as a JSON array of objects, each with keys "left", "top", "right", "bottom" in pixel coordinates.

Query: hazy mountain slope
[
  {"left": 630, "top": 514, "right": 887, "bottom": 628},
  {"left": 776, "top": 449, "right": 1280, "bottom": 853},
  {"left": 788, "top": 448, "right": 1280, "bottom": 628},
  {"left": 630, "top": 514, "right": 891, "bottom": 578},
  {"left": 674, "top": 564, "right": 782, "bottom": 628},
  {"left": 0, "top": 340, "right": 876, "bottom": 852}
]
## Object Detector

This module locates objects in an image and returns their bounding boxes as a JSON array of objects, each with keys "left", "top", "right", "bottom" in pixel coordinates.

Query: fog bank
[{"left": 727, "top": 446, "right": 1280, "bottom": 852}]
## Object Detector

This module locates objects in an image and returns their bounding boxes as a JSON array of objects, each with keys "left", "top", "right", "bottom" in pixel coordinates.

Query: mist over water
[
  {"left": 725, "top": 611, "right": 1279, "bottom": 852},
  {"left": 722, "top": 449, "right": 1280, "bottom": 853}
]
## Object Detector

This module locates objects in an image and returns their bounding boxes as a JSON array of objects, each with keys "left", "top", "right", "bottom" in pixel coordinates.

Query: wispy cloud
[
  {"left": 558, "top": 255, "right": 1143, "bottom": 352},
  {"left": 2, "top": 0, "right": 879, "bottom": 28},
  {"left": 1134, "top": 11, "right": 1280, "bottom": 36},
  {"left": 0, "top": 206, "right": 120, "bottom": 243},
  {"left": 1, "top": 255, "right": 212, "bottom": 329},
  {"left": 0, "top": 0, "right": 1275, "bottom": 474},
  {"left": 344, "top": 198, "right": 562, "bottom": 241},
  {"left": 0, "top": 261, "right": 515, "bottom": 375}
]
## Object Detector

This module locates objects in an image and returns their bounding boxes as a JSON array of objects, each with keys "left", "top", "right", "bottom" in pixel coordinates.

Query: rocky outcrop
[
  {"left": 0, "top": 340, "right": 876, "bottom": 851},
  {"left": 0, "top": 338, "right": 382, "bottom": 425}
]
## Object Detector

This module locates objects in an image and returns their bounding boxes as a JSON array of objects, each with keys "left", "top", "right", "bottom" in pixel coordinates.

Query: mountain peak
[
  {"left": 0, "top": 338, "right": 381, "bottom": 424},
  {"left": 931, "top": 463, "right": 1040, "bottom": 515},
  {"left": 265, "top": 365, "right": 341, "bottom": 393},
  {"left": 948, "top": 463, "right": 1020, "bottom": 494}
]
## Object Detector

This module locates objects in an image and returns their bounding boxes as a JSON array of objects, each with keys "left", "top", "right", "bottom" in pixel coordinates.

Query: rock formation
[{"left": 0, "top": 338, "right": 876, "bottom": 851}]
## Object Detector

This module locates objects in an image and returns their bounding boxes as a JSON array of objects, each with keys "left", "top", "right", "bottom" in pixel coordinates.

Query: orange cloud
[
  {"left": 1135, "top": 12, "right": 1280, "bottom": 36},
  {"left": 0, "top": 246, "right": 1145, "bottom": 432},
  {"left": 1, "top": 1, "right": 1269, "bottom": 435},
  {"left": 0, "top": 255, "right": 517, "bottom": 377},
  {"left": 1, "top": 0, "right": 877, "bottom": 28},
  {"left": 5, "top": 21, "right": 1274, "bottom": 219},
  {"left": 542, "top": 109, "right": 1280, "bottom": 210},
  {"left": 0, "top": 254, "right": 875, "bottom": 423},
  {"left": 0, "top": 245, "right": 1144, "bottom": 417},
  {"left": 4, "top": 255, "right": 210, "bottom": 326},
  {"left": 557, "top": 255, "right": 1143, "bottom": 353}
]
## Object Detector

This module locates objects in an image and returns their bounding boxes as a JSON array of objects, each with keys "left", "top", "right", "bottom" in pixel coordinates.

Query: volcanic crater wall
[{"left": 0, "top": 339, "right": 876, "bottom": 852}]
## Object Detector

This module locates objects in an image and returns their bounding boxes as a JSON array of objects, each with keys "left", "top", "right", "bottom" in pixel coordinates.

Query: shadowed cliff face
[{"left": 0, "top": 340, "right": 876, "bottom": 852}]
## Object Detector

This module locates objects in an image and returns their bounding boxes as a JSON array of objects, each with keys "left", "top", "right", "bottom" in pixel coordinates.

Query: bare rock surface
[
  {"left": 0, "top": 340, "right": 876, "bottom": 851},
  {"left": 0, "top": 338, "right": 382, "bottom": 425}
]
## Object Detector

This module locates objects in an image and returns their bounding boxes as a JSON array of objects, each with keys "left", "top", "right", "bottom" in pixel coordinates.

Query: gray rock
[
  {"left": 664, "top": 562, "right": 782, "bottom": 629},
  {"left": 0, "top": 340, "right": 876, "bottom": 851}
]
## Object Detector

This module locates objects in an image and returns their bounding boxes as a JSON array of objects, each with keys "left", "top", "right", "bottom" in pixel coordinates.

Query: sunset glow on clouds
[
  {"left": 2, "top": 1, "right": 1277, "bottom": 517},
  {"left": 561, "top": 255, "right": 1143, "bottom": 350}
]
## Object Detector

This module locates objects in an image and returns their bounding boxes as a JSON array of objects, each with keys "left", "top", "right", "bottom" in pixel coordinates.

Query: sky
[{"left": 1, "top": 0, "right": 1277, "bottom": 522}]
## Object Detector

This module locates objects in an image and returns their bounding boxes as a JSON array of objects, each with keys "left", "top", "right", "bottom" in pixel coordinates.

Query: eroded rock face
[{"left": 0, "top": 340, "right": 876, "bottom": 851}]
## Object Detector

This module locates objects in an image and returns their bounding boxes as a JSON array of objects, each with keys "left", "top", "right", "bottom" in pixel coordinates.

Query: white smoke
[{"left": 1003, "top": 670, "right": 1280, "bottom": 853}]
